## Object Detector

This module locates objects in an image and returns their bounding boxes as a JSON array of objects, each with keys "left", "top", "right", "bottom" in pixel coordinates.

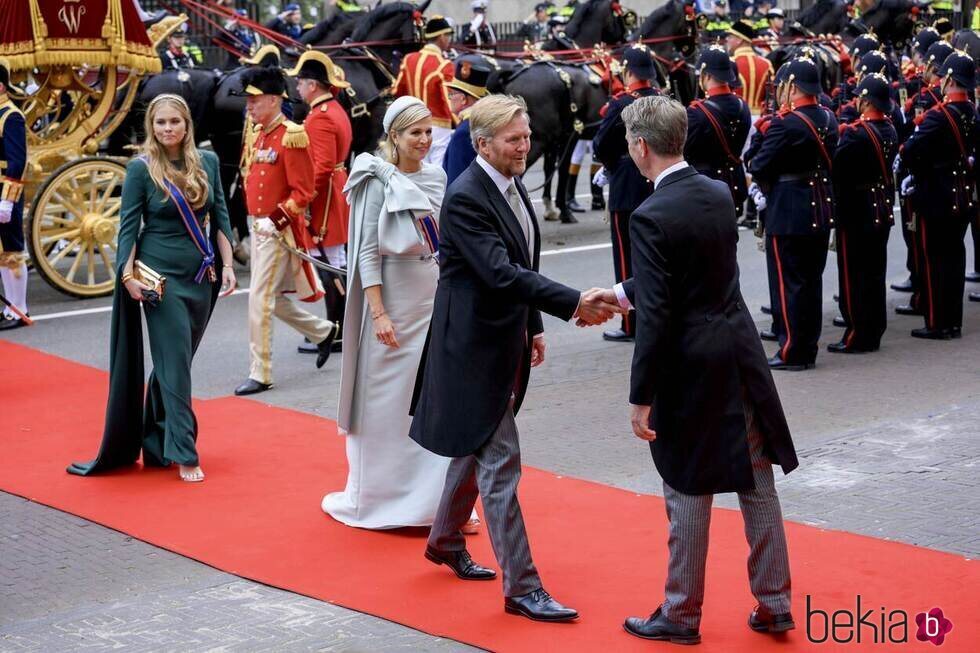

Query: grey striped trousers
[
  {"left": 660, "top": 400, "right": 792, "bottom": 629},
  {"left": 427, "top": 407, "right": 542, "bottom": 597}
]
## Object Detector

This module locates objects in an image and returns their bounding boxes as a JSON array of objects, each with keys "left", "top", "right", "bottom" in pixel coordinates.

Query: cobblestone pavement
[
  {"left": 3, "top": 195, "right": 978, "bottom": 650},
  {"left": 0, "top": 494, "right": 478, "bottom": 652}
]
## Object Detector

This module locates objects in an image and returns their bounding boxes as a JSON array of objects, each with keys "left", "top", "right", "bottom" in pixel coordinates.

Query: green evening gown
[{"left": 68, "top": 150, "right": 233, "bottom": 475}]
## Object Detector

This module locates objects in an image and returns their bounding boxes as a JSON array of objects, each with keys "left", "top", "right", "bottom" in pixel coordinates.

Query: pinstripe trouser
[
  {"left": 660, "top": 400, "right": 792, "bottom": 629},
  {"left": 427, "top": 406, "right": 542, "bottom": 597}
]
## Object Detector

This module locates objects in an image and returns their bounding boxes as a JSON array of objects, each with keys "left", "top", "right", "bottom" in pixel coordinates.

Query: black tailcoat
[
  {"left": 409, "top": 161, "right": 580, "bottom": 457},
  {"left": 625, "top": 166, "right": 798, "bottom": 494}
]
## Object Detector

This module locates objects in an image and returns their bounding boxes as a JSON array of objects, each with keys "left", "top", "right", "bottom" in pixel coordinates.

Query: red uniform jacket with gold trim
[
  {"left": 732, "top": 45, "right": 773, "bottom": 115},
  {"left": 393, "top": 44, "right": 455, "bottom": 128},
  {"left": 305, "top": 94, "right": 352, "bottom": 247},
  {"left": 244, "top": 115, "right": 315, "bottom": 244}
]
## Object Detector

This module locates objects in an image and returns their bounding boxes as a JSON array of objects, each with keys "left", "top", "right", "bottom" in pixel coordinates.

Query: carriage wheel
[{"left": 27, "top": 158, "right": 126, "bottom": 298}]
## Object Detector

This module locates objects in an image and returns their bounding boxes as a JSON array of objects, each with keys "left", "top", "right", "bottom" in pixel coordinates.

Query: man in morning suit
[
  {"left": 410, "top": 95, "right": 622, "bottom": 623},
  {"left": 601, "top": 95, "right": 798, "bottom": 644}
]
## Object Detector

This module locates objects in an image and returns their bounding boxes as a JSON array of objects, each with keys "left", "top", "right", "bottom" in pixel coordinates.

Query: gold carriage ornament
[{"left": 0, "top": 0, "right": 186, "bottom": 297}]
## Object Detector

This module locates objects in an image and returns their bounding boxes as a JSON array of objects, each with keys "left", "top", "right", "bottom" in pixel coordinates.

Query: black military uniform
[
  {"left": 686, "top": 46, "right": 752, "bottom": 216},
  {"left": 831, "top": 34, "right": 880, "bottom": 114},
  {"left": 894, "top": 40, "right": 955, "bottom": 310},
  {"left": 745, "top": 64, "right": 790, "bottom": 343},
  {"left": 829, "top": 74, "right": 898, "bottom": 353},
  {"left": 593, "top": 45, "right": 659, "bottom": 342},
  {"left": 749, "top": 58, "right": 838, "bottom": 370},
  {"left": 898, "top": 52, "right": 979, "bottom": 339},
  {"left": 837, "top": 51, "right": 905, "bottom": 130}
]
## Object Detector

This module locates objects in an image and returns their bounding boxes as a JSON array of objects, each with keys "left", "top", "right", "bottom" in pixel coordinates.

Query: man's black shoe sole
[
  {"left": 504, "top": 604, "right": 579, "bottom": 622},
  {"left": 622, "top": 622, "right": 701, "bottom": 644}
]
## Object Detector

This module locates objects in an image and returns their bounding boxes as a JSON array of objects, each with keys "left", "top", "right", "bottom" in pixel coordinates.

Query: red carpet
[{"left": 0, "top": 339, "right": 977, "bottom": 651}]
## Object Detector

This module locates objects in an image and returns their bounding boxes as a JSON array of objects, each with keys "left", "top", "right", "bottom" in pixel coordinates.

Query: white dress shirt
[{"left": 613, "top": 160, "right": 690, "bottom": 309}]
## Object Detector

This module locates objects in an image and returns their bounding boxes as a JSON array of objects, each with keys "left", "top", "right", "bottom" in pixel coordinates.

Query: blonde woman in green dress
[{"left": 68, "top": 94, "right": 236, "bottom": 483}]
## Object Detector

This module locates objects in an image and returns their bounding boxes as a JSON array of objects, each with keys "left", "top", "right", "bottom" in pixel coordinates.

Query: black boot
[
  {"left": 591, "top": 181, "right": 606, "bottom": 210},
  {"left": 566, "top": 172, "right": 585, "bottom": 213},
  {"left": 323, "top": 271, "right": 346, "bottom": 352}
]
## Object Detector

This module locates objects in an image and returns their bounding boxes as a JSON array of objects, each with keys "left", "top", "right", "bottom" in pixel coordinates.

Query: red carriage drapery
[{"left": 0, "top": 0, "right": 161, "bottom": 72}]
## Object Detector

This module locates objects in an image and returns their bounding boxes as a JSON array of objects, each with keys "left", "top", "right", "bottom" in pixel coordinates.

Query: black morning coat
[
  {"left": 624, "top": 166, "right": 799, "bottom": 495},
  {"left": 409, "top": 160, "right": 581, "bottom": 458}
]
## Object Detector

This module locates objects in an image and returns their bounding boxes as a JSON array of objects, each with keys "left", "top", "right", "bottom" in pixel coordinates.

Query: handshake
[{"left": 574, "top": 287, "right": 627, "bottom": 327}]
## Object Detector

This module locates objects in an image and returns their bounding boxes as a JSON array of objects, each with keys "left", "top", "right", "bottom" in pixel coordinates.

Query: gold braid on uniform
[
  {"left": 0, "top": 176, "right": 23, "bottom": 202},
  {"left": 282, "top": 121, "right": 310, "bottom": 149}
]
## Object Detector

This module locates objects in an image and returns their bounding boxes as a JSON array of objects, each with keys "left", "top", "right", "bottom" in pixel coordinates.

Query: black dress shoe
[
  {"left": 623, "top": 608, "right": 701, "bottom": 644},
  {"left": 895, "top": 304, "right": 922, "bottom": 316},
  {"left": 910, "top": 327, "right": 953, "bottom": 340},
  {"left": 299, "top": 336, "right": 342, "bottom": 354},
  {"left": 827, "top": 341, "right": 875, "bottom": 354},
  {"left": 833, "top": 293, "right": 839, "bottom": 302},
  {"left": 749, "top": 606, "right": 796, "bottom": 633},
  {"left": 603, "top": 328, "right": 635, "bottom": 342},
  {"left": 759, "top": 329, "right": 778, "bottom": 342},
  {"left": 559, "top": 211, "right": 579, "bottom": 224},
  {"left": 504, "top": 588, "right": 578, "bottom": 622},
  {"left": 970, "top": 292, "right": 980, "bottom": 302},
  {"left": 591, "top": 197, "right": 606, "bottom": 211},
  {"left": 234, "top": 379, "right": 272, "bottom": 396},
  {"left": 832, "top": 316, "right": 847, "bottom": 327},
  {"left": 567, "top": 198, "right": 586, "bottom": 213},
  {"left": 891, "top": 277, "right": 914, "bottom": 292},
  {"left": 950, "top": 326, "right": 962, "bottom": 339},
  {"left": 0, "top": 314, "right": 29, "bottom": 331},
  {"left": 315, "top": 322, "right": 342, "bottom": 369},
  {"left": 965, "top": 271, "right": 980, "bottom": 283},
  {"left": 424, "top": 546, "right": 496, "bottom": 580},
  {"left": 767, "top": 355, "right": 814, "bottom": 371},
  {"left": 760, "top": 305, "right": 772, "bottom": 315}
]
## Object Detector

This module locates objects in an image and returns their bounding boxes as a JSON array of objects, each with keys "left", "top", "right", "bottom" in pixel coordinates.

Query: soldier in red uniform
[
  {"left": 233, "top": 67, "right": 340, "bottom": 396},
  {"left": 726, "top": 19, "right": 773, "bottom": 118},
  {"left": 289, "top": 50, "right": 353, "bottom": 356},
  {"left": 393, "top": 16, "right": 455, "bottom": 166}
]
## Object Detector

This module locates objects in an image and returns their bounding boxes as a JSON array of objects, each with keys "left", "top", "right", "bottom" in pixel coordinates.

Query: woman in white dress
[{"left": 324, "top": 97, "right": 479, "bottom": 531}]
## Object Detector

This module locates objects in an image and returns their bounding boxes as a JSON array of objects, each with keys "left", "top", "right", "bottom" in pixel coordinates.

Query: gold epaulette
[
  {"left": 282, "top": 120, "right": 309, "bottom": 149},
  {"left": 0, "top": 176, "right": 23, "bottom": 203}
]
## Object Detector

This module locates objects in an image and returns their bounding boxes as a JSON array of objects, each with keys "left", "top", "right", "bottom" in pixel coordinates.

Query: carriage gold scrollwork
[{"left": 2, "top": 0, "right": 186, "bottom": 297}]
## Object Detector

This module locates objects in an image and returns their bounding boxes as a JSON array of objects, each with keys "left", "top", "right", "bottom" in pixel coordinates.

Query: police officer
[
  {"left": 268, "top": 3, "right": 304, "bottom": 40},
  {"left": 443, "top": 55, "right": 490, "bottom": 184},
  {"left": 686, "top": 46, "right": 752, "bottom": 215},
  {"left": 0, "top": 63, "right": 28, "bottom": 330},
  {"left": 160, "top": 23, "right": 195, "bottom": 71},
  {"left": 829, "top": 74, "right": 898, "bottom": 354},
  {"left": 289, "top": 51, "right": 353, "bottom": 356},
  {"left": 760, "top": 7, "right": 785, "bottom": 41},
  {"left": 233, "top": 67, "right": 339, "bottom": 395},
  {"left": 592, "top": 45, "right": 659, "bottom": 342},
  {"left": 463, "top": 0, "right": 497, "bottom": 51},
  {"left": 749, "top": 57, "right": 838, "bottom": 370},
  {"left": 704, "top": 0, "right": 733, "bottom": 42},
  {"left": 898, "top": 51, "right": 978, "bottom": 339}
]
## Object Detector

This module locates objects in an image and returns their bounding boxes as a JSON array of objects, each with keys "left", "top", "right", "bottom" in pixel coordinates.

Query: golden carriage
[{"left": 1, "top": 0, "right": 185, "bottom": 297}]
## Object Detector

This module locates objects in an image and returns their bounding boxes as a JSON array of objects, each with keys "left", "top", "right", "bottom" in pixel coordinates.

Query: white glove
[
  {"left": 0, "top": 200, "right": 13, "bottom": 224},
  {"left": 592, "top": 166, "right": 608, "bottom": 187},
  {"left": 900, "top": 175, "right": 915, "bottom": 197},
  {"left": 748, "top": 182, "right": 767, "bottom": 212},
  {"left": 892, "top": 154, "right": 902, "bottom": 177}
]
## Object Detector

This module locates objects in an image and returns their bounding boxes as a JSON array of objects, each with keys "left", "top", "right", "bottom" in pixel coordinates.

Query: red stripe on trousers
[
  {"left": 771, "top": 236, "right": 793, "bottom": 361},
  {"left": 919, "top": 218, "right": 936, "bottom": 329},
  {"left": 839, "top": 231, "right": 856, "bottom": 347}
]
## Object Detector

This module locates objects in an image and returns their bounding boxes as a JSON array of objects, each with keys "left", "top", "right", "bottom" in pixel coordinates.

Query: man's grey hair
[
  {"left": 469, "top": 94, "right": 528, "bottom": 149},
  {"left": 621, "top": 95, "right": 688, "bottom": 157}
]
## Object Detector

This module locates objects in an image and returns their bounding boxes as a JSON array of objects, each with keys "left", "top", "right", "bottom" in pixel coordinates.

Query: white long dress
[{"left": 323, "top": 157, "right": 451, "bottom": 529}]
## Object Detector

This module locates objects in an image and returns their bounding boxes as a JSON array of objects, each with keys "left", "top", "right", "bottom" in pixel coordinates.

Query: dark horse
[
  {"left": 563, "top": 0, "right": 633, "bottom": 48},
  {"left": 632, "top": 0, "right": 699, "bottom": 106}
]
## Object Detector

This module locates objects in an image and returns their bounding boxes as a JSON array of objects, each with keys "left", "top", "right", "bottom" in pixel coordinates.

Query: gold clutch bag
[{"left": 133, "top": 259, "right": 166, "bottom": 298}]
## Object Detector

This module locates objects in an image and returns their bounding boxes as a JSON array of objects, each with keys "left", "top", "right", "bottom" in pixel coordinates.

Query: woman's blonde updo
[
  {"left": 141, "top": 94, "right": 209, "bottom": 209},
  {"left": 379, "top": 100, "right": 432, "bottom": 164}
]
